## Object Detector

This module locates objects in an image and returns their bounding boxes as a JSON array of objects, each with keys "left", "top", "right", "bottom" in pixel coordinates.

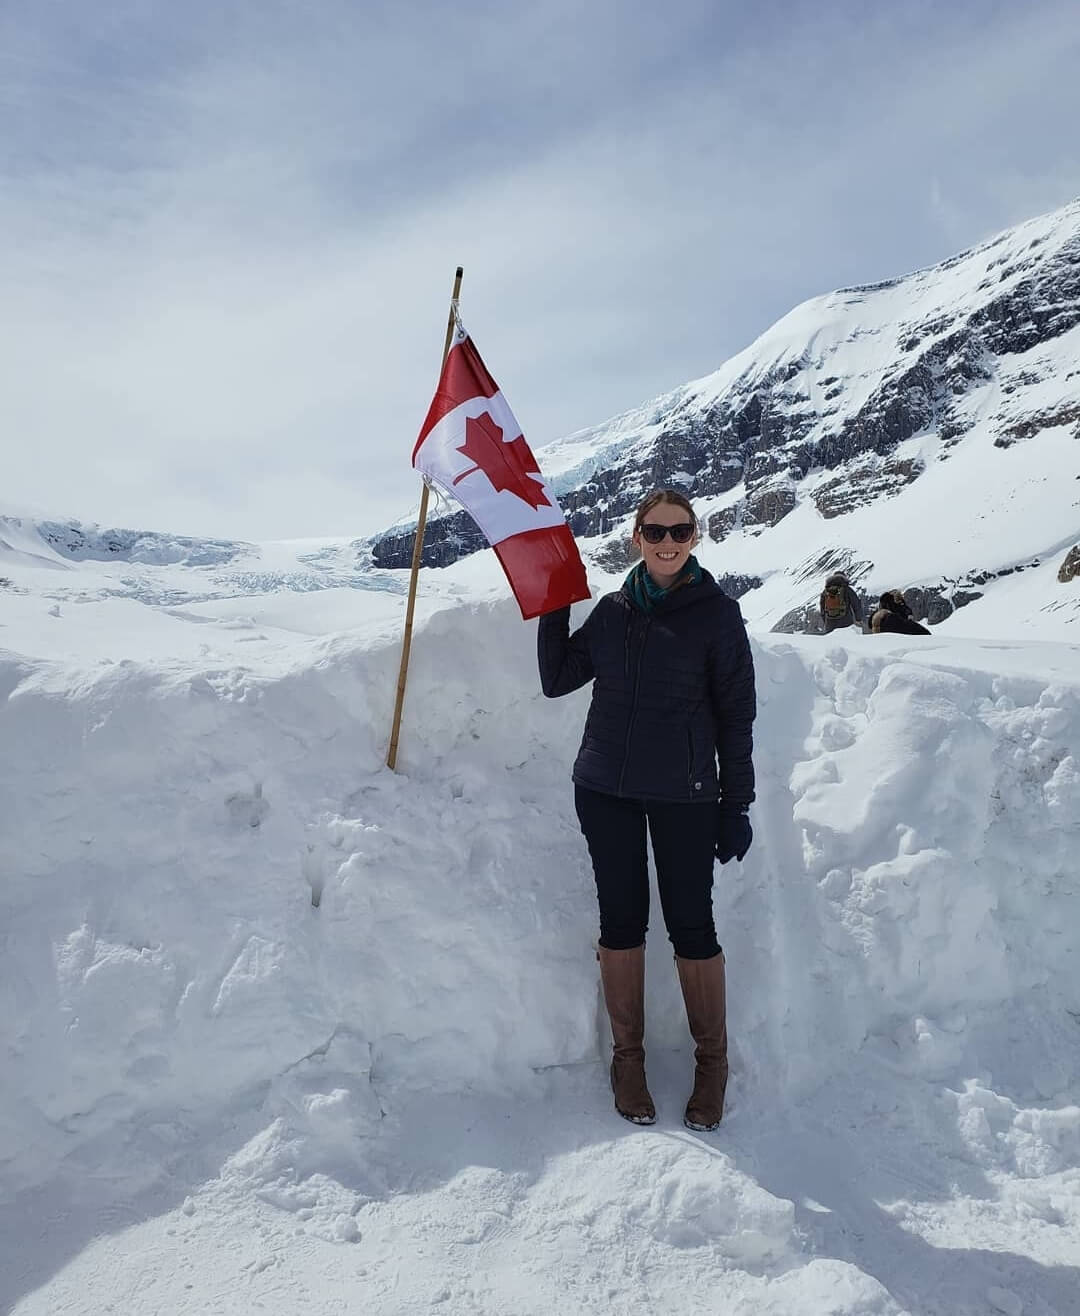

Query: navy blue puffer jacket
[{"left": 538, "top": 571, "right": 756, "bottom": 805}]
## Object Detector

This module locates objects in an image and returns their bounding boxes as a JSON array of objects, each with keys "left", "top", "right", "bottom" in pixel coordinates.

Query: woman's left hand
[{"left": 715, "top": 806, "right": 752, "bottom": 864}]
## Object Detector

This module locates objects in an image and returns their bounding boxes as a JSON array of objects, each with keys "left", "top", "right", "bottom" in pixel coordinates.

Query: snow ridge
[{"left": 2, "top": 598, "right": 1079, "bottom": 1313}]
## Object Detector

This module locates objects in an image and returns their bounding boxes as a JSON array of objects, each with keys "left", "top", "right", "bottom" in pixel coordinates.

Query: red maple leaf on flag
[{"left": 453, "top": 411, "right": 551, "bottom": 510}]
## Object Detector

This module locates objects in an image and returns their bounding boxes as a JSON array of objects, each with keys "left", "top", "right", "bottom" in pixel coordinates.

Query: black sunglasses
[{"left": 639, "top": 522, "right": 695, "bottom": 544}]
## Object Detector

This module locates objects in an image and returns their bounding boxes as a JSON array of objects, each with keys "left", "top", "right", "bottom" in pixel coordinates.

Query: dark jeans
[{"left": 574, "top": 785, "right": 720, "bottom": 960}]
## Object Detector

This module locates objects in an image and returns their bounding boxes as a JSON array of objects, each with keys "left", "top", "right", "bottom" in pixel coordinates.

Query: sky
[{"left": 2, "top": 0, "right": 1079, "bottom": 541}]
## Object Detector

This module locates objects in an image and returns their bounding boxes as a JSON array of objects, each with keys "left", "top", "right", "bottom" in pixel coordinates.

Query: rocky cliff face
[{"left": 371, "top": 201, "right": 1080, "bottom": 632}]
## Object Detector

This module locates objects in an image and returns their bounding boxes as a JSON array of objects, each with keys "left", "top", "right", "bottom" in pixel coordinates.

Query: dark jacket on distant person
[
  {"left": 819, "top": 573, "right": 864, "bottom": 633},
  {"left": 537, "top": 571, "right": 756, "bottom": 807},
  {"left": 870, "top": 590, "right": 931, "bottom": 636}
]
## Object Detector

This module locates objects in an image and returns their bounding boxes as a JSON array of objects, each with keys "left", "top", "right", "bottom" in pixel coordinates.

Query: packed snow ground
[{"left": 2, "top": 527, "right": 1080, "bottom": 1315}]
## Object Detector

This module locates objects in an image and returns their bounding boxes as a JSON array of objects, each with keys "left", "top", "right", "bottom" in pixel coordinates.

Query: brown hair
[{"left": 632, "top": 488, "right": 697, "bottom": 535}]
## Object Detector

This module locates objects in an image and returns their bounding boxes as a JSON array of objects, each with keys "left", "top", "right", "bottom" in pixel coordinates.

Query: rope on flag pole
[{"left": 387, "top": 265, "right": 464, "bottom": 771}]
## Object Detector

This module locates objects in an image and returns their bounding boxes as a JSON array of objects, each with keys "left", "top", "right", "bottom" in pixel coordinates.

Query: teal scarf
[{"left": 624, "top": 555, "right": 703, "bottom": 614}]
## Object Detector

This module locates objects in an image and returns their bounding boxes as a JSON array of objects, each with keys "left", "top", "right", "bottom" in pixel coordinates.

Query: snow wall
[{"left": 2, "top": 602, "right": 1079, "bottom": 1205}]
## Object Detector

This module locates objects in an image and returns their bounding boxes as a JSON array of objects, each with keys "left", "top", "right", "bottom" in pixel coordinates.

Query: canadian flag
[{"left": 412, "top": 322, "right": 590, "bottom": 619}]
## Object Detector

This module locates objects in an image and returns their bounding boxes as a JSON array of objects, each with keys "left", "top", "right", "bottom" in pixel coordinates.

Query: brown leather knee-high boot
[
  {"left": 675, "top": 951, "right": 728, "bottom": 1131},
  {"left": 597, "top": 945, "right": 656, "bottom": 1125}
]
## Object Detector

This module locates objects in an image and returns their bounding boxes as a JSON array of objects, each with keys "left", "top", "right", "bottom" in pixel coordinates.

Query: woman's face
[{"left": 633, "top": 500, "right": 696, "bottom": 587}]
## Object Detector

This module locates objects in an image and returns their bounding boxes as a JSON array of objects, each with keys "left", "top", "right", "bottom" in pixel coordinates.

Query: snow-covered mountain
[{"left": 373, "top": 199, "right": 1080, "bottom": 637}]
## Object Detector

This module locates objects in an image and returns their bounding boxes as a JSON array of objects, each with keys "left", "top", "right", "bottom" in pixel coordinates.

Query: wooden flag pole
[{"left": 387, "top": 265, "right": 464, "bottom": 771}]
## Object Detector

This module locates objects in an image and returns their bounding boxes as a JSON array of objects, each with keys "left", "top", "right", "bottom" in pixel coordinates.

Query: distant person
[
  {"left": 870, "top": 589, "right": 931, "bottom": 635},
  {"left": 819, "top": 573, "right": 864, "bottom": 633},
  {"left": 538, "top": 488, "right": 756, "bottom": 1132}
]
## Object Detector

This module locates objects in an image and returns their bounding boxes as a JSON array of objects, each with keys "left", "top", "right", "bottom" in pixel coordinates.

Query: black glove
[{"left": 715, "top": 804, "right": 752, "bottom": 864}]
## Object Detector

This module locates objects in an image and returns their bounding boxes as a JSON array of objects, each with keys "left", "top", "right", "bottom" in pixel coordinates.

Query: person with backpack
[
  {"left": 819, "top": 573, "right": 864, "bottom": 633},
  {"left": 870, "top": 589, "right": 931, "bottom": 635},
  {"left": 537, "top": 488, "right": 756, "bottom": 1133}
]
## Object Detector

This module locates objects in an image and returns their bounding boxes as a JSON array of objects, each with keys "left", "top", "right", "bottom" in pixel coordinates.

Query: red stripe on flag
[
  {"left": 413, "top": 336, "right": 501, "bottom": 458},
  {"left": 493, "top": 523, "right": 591, "bottom": 620}
]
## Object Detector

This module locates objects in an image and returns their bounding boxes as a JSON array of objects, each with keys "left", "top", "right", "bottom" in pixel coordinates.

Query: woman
[{"left": 538, "top": 489, "right": 756, "bottom": 1131}]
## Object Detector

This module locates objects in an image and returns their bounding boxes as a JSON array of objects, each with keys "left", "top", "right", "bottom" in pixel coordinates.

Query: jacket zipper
[{"left": 617, "top": 611, "right": 650, "bottom": 796}]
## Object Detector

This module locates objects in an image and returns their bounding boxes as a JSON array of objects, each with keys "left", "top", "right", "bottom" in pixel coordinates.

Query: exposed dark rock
[
  {"left": 371, "top": 509, "right": 485, "bottom": 570},
  {"left": 939, "top": 406, "right": 973, "bottom": 444},
  {"left": 744, "top": 483, "right": 797, "bottom": 529},
  {"left": 772, "top": 603, "right": 832, "bottom": 635},
  {"left": 1001, "top": 368, "right": 1043, "bottom": 395},
  {"left": 1059, "top": 545, "right": 1080, "bottom": 583},
  {"left": 812, "top": 456, "right": 922, "bottom": 519},
  {"left": 715, "top": 573, "right": 763, "bottom": 600},
  {"left": 590, "top": 537, "right": 636, "bottom": 573},
  {"left": 902, "top": 586, "right": 953, "bottom": 625},
  {"left": 995, "top": 402, "right": 1080, "bottom": 447},
  {"left": 972, "top": 241, "right": 1080, "bottom": 356},
  {"left": 794, "top": 550, "right": 874, "bottom": 586},
  {"left": 707, "top": 507, "right": 739, "bottom": 543},
  {"left": 744, "top": 449, "right": 790, "bottom": 482}
]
